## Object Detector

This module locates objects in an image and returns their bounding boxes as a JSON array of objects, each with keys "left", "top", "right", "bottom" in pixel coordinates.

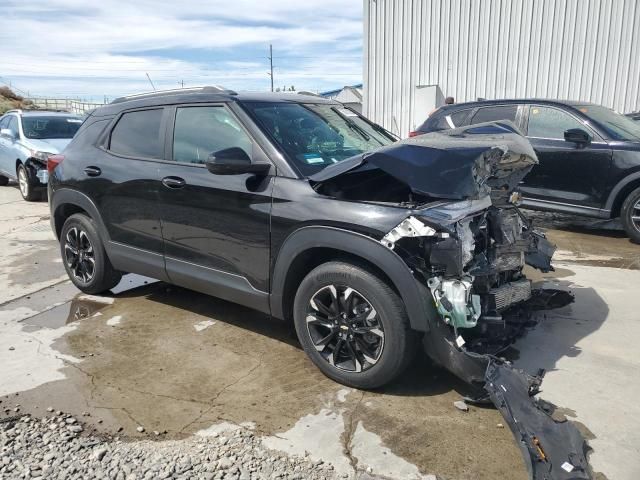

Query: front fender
[{"left": 270, "top": 225, "right": 438, "bottom": 332}]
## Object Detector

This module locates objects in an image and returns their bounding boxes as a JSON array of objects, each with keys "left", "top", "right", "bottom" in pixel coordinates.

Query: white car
[{"left": 0, "top": 109, "right": 83, "bottom": 200}]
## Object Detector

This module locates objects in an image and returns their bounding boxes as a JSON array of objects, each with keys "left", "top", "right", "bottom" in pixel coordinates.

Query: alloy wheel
[
  {"left": 18, "top": 167, "right": 28, "bottom": 197},
  {"left": 64, "top": 227, "right": 95, "bottom": 283},
  {"left": 632, "top": 199, "right": 640, "bottom": 233},
  {"left": 306, "top": 285, "right": 384, "bottom": 373}
]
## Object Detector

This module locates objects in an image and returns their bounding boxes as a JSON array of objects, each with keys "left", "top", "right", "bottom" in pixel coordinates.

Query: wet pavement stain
[{"left": 4, "top": 280, "right": 527, "bottom": 479}]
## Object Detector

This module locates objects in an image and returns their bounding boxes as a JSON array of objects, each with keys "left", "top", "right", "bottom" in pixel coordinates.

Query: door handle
[
  {"left": 83, "top": 166, "right": 101, "bottom": 177},
  {"left": 162, "top": 176, "right": 186, "bottom": 189}
]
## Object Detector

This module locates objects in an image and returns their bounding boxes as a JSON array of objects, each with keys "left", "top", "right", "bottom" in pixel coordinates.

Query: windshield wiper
[{"left": 331, "top": 107, "right": 371, "bottom": 141}]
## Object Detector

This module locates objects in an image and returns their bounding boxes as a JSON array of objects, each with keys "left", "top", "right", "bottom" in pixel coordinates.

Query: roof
[
  {"left": 94, "top": 87, "right": 338, "bottom": 117},
  {"left": 2, "top": 109, "right": 80, "bottom": 117}
]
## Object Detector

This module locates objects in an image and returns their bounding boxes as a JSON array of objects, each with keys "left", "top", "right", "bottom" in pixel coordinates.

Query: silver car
[{"left": 0, "top": 110, "right": 83, "bottom": 200}]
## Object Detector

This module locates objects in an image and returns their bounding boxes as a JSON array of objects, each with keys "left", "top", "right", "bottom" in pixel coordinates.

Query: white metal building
[{"left": 363, "top": 0, "right": 640, "bottom": 137}]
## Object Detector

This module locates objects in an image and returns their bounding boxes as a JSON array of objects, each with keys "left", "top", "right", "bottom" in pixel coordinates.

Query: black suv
[
  {"left": 415, "top": 99, "right": 640, "bottom": 242},
  {"left": 49, "top": 87, "right": 554, "bottom": 390}
]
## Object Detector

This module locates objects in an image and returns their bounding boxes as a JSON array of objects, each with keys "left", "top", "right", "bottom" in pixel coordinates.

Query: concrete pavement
[{"left": 1, "top": 183, "right": 639, "bottom": 479}]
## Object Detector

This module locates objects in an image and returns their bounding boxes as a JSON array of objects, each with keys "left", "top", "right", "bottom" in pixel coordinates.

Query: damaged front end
[{"left": 313, "top": 122, "right": 592, "bottom": 479}]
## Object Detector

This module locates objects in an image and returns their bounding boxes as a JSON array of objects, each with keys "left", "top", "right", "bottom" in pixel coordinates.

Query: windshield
[
  {"left": 244, "top": 102, "right": 395, "bottom": 175},
  {"left": 21, "top": 116, "right": 83, "bottom": 139},
  {"left": 576, "top": 105, "right": 640, "bottom": 142}
]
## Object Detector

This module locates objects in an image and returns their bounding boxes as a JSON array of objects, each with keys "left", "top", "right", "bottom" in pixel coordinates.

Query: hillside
[{"left": 0, "top": 87, "right": 33, "bottom": 114}]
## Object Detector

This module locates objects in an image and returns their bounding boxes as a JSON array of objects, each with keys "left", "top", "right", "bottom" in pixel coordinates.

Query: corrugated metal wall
[{"left": 364, "top": 0, "right": 640, "bottom": 136}]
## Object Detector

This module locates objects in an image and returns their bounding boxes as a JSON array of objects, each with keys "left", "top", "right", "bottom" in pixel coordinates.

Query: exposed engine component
[
  {"left": 381, "top": 215, "right": 439, "bottom": 249},
  {"left": 486, "top": 278, "right": 532, "bottom": 311},
  {"left": 427, "top": 276, "right": 481, "bottom": 329}
]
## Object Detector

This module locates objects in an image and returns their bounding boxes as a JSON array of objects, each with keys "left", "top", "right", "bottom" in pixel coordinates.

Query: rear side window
[
  {"left": 110, "top": 109, "right": 163, "bottom": 158},
  {"left": 470, "top": 105, "right": 518, "bottom": 124},
  {"left": 0, "top": 117, "right": 8, "bottom": 129},
  {"left": 172, "top": 106, "right": 252, "bottom": 164},
  {"left": 423, "top": 109, "right": 471, "bottom": 131}
]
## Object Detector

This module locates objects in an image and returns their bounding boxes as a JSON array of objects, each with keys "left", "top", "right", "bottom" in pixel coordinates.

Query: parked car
[
  {"left": 414, "top": 99, "right": 640, "bottom": 243},
  {"left": 0, "top": 109, "right": 83, "bottom": 200},
  {"left": 49, "top": 88, "right": 592, "bottom": 476},
  {"left": 47, "top": 86, "right": 556, "bottom": 388}
]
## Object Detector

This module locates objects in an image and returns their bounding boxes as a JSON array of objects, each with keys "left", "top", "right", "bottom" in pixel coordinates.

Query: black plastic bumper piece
[{"left": 423, "top": 321, "right": 592, "bottom": 480}]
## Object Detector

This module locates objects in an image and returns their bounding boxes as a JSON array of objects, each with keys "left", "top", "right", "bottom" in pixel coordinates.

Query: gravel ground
[{"left": 0, "top": 413, "right": 338, "bottom": 480}]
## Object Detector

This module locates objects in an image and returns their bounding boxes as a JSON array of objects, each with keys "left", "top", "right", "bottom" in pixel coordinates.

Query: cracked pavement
[{"left": 1, "top": 185, "right": 639, "bottom": 479}]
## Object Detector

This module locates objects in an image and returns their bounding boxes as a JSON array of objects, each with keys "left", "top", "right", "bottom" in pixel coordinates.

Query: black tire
[
  {"left": 0, "top": 175, "right": 8, "bottom": 186},
  {"left": 621, "top": 186, "right": 640, "bottom": 244},
  {"left": 16, "top": 163, "right": 39, "bottom": 201},
  {"left": 60, "top": 213, "right": 122, "bottom": 294},
  {"left": 293, "top": 261, "right": 417, "bottom": 389}
]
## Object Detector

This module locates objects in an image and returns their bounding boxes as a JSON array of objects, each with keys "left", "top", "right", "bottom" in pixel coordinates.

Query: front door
[
  {"left": 519, "top": 105, "right": 613, "bottom": 210},
  {"left": 158, "top": 104, "right": 273, "bottom": 312}
]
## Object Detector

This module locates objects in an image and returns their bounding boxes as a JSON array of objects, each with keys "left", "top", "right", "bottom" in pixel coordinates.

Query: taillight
[
  {"left": 47, "top": 154, "right": 64, "bottom": 173},
  {"left": 408, "top": 131, "right": 422, "bottom": 137}
]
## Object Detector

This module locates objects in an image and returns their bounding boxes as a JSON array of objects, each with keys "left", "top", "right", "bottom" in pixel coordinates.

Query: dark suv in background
[{"left": 415, "top": 99, "right": 640, "bottom": 242}]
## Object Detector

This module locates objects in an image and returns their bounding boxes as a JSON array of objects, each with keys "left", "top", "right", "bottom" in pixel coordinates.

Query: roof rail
[
  {"left": 297, "top": 91, "right": 321, "bottom": 97},
  {"left": 3, "top": 109, "right": 22, "bottom": 115},
  {"left": 111, "top": 85, "right": 237, "bottom": 104}
]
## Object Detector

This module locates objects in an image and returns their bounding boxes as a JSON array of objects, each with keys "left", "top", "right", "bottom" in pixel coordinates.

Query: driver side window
[
  {"left": 173, "top": 106, "right": 252, "bottom": 164},
  {"left": 527, "top": 106, "right": 584, "bottom": 140}
]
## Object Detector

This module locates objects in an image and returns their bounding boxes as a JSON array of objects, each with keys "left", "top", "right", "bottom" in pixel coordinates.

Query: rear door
[
  {"left": 519, "top": 105, "right": 613, "bottom": 210},
  {"left": 157, "top": 103, "right": 274, "bottom": 311},
  {"left": 0, "top": 116, "right": 20, "bottom": 179},
  {"left": 0, "top": 116, "right": 10, "bottom": 177},
  {"left": 90, "top": 107, "right": 169, "bottom": 279}
]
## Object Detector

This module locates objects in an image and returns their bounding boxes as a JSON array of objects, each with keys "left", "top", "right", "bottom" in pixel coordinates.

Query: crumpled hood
[
  {"left": 24, "top": 138, "right": 70, "bottom": 154},
  {"left": 310, "top": 121, "right": 538, "bottom": 201}
]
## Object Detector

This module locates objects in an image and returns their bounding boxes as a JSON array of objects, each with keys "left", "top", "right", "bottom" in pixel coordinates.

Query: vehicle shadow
[
  {"left": 510, "top": 279, "right": 609, "bottom": 378},
  {"left": 103, "top": 274, "right": 611, "bottom": 400}
]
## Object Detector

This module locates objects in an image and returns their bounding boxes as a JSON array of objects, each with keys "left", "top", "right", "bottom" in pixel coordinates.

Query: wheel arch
[
  {"left": 270, "top": 226, "right": 436, "bottom": 332},
  {"left": 51, "top": 188, "right": 110, "bottom": 241},
  {"left": 605, "top": 171, "right": 640, "bottom": 218}
]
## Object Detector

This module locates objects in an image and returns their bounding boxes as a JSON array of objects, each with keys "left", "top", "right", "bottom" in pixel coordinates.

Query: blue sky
[{"left": 0, "top": 1, "right": 363, "bottom": 101}]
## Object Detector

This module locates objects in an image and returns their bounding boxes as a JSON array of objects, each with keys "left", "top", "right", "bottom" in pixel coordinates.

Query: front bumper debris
[
  {"left": 423, "top": 313, "right": 592, "bottom": 480},
  {"left": 485, "top": 363, "right": 591, "bottom": 480}
]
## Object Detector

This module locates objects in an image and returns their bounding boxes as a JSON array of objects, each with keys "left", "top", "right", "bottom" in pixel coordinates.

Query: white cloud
[{"left": 1, "top": 0, "right": 363, "bottom": 98}]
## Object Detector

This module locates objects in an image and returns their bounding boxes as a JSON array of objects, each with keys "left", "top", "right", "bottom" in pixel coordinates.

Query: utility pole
[
  {"left": 145, "top": 73, "right": 156, "bottom": 91},
  {"left": 267, "top": 44, "right": 274, "bottom": 92},
  {"left": 180, "top": 80, "right": 184, "bottom": 88}
]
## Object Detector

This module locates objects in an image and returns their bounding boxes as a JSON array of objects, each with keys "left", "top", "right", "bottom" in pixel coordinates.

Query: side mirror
[
  {"left": 0, "top": 128, "right": 15, "bottom": 140},
  {"left": 564, "top": 128, "right": 592, "bottom": 146},
  {"left": 205, "top": 147, "right": 270, "bottom": 176}
]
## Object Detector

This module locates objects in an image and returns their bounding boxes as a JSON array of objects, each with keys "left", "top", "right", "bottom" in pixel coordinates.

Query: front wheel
[
  {"left": 621, "top": 186, "right": 640, "bottom": 244},
  {"left": 17, "top": 164, "right": 39, "bottom": 201},
  {"left": 60, "top": 213, "right": 122, "bottom": 294},
  {"left": 293, "top": 261, "right": 417, "bottom": 389}
]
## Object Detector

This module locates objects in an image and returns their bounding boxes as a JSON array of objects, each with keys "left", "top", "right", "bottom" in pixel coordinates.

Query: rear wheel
[
  {"left": 621, "top": 186, "right": 640, "bottom": 244},
  {"left": 60, "top": 214, "right": 122, "bottom": 293},
  {"left": 0, "top": 175, "right": 8, "bottom": 186},
  {"left": 17, "top": 164, "right": 39, "bottom": 201},
  {"left": 293, "top": 261, "right": 417, "bottom": 389}
]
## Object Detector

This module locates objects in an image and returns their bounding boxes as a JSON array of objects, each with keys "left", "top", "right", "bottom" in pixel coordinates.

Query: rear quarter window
[
  {"left": 109, "top": 109, "right": 164, "bottom": 159},
  {"left": 470, "top": 105, "right": 518, "bottom": 124}
]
